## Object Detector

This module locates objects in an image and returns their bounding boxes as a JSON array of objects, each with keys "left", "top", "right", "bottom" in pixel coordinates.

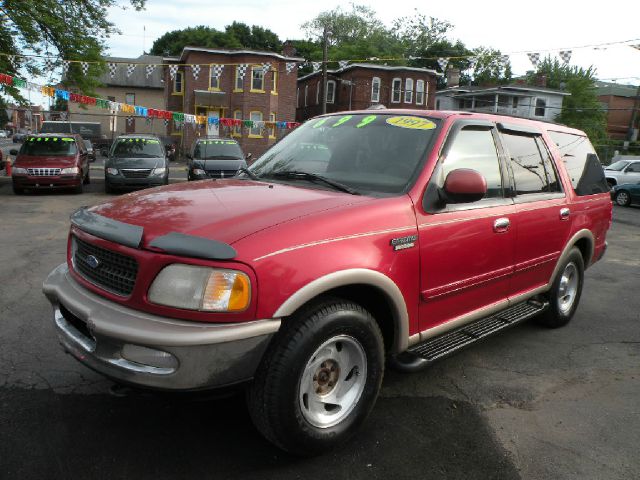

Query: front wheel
[
  {"left": 537, "top": 248, "right": 584, "bottom": 328},
  {"left": 247, "top": 298, "right": 384, "bottom": 456},
  {"left": 615, "top": 190, "right": 631, "bottom": 207}
]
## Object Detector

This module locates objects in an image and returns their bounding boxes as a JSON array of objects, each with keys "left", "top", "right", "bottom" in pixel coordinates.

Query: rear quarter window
[{"left": 548, "top": 131, "right": 609, "bottom": 196}]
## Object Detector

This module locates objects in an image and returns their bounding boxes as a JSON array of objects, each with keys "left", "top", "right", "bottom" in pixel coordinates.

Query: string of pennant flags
[{"left": 0, "top": 71, "right": 301, "bottom": 132}]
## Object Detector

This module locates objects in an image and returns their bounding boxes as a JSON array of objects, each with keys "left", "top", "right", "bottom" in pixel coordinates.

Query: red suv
[
  {"left": 43, "top": 111, "right": 611, "bottom": 455},
  {"left": 11, "top": 133, "right": 90, "bottom": 194}
]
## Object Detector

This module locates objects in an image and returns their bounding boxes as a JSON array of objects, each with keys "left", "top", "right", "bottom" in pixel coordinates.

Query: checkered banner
[
  {"left": 527, "top": 52, "right": 540, "bottom": 67},
  {"left": 126, "top": 64, "right": 136, "bottom": 77},
  {"left": 145, "top": 64, "right": 155, "bottom": 78},
  {"left": 285, "top": 62, "right": 296, "bottom": 74},
  {"left": 7, "top": 55, "right": 14, "bottom": 66},
  {"left": 338, "top": 60, "right": 349, "bottom": 69},
  {"left": 237, "top": 64, "right": 248, "bottom": 79},
  {"left": 169, "top": 64, "right": 179, "bottom": 80},
  {"left": 261, "top": 62, "right": 271, "bottom": 76},
  {"left": 630, "top": 44, "right": 640, "bottom": 51},
  {"left": 62, "top": 60, "right": 70, "bottom": 76},
  {"left": 108, "top": 62, "right": 117, "bottom": 78},
  {"left": 164, "top": 118, "right": 169, "bottom": 127},
  {"left": 500, "top": 55, "right": 509, "bottom": 64},
  {"left": 467, "top": 56, "right": 477, "bottom": 70},
  {"left": 43, "top": 57, "right": 53, "bottom": 73},
  {"left": 311, "top": 61, "right": 321, "bottom": 73},
  {"left": 437, "top": 57, "right": 449, "bottom": 71},
  {"left": 126, "top": 116, "right": 133, "bottom": 126},
  {"left": 81, "top": 62, "right": 89, "bottom": 75},
  {"left": 559, "top": 50, "right": 572, "bottom": 64},
  {"left": 191, "top": 64, "right": 201, "bottom": 80},
  {"left": 210, "top": 64, "right": 224, "bottom": 78}
]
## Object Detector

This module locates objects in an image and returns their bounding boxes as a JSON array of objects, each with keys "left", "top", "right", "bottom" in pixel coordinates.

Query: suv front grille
[
  {"left": 121, "top": 168, "right": 152, "bottom": 178},
  {"left": 206, "top": 169, "right": 238, "bottom": 178},
  {"left": 28, "top": 168, "right": 61, "bottom": 176},
  {"left": 73, "top": 236, "right": 138, "bottom": 296}
]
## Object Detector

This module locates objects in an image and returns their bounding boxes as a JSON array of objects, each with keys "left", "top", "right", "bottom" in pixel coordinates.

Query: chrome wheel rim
[
  {"left": 298, "top": 335, "right": 367, "bottom": 429},
  {"left": 616, "top": 192, "right": 629, "bottom": 206},
  {"left": 558, "top": 262, "right": 579, "bottom": 314}
]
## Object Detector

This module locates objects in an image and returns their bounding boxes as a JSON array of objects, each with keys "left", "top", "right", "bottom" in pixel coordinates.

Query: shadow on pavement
[{"left": 1, "top": 388, "right": 518, "bottom": 480}]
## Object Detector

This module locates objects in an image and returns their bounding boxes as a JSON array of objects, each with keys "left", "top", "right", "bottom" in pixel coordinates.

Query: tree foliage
[
  {"left": 526, "top": 57, "right": 607, "bottom": 140},
  {"left": 149, "top": 22, "right": 282, "bottom": 57},
  {"left": 0, "top": 0, "right": 145, "bottom": 103}
]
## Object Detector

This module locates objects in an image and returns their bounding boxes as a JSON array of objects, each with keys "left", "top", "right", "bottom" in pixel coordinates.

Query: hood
[
  {"left": 15, "top": 154, "right": 76, "bottom": 168},
  {"left": 90, "top": 180, "right": 370, "bottom": 248},
  {"left": 193, "top": 158, "right": 245, "bottom": 171},
  {"left": 108, "top": 157, "right": 165, "bottom": 169}
]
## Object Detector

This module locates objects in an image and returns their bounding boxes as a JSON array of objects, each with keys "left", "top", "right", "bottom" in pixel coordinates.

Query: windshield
[
  {"left": 248, "top": 114, "right": 439, "bottom": 195},
  {"left": 606, "top": 160, "right": 631, "bottom": 171},
  {"left": 111, "top": 138, "right": 164, "bottom": 158},
  {"left": 21, "top": 137, "right": 77, "bottom": 156},
  {"left": 194, "top": 140, "right": 243, "bottom": 160}
]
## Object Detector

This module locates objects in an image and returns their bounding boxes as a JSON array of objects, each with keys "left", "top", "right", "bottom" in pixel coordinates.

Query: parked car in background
[
  {"left": 186, "top": 137, "right": 247, "bottom": 180},
  {"left": 11, "top": 134, "right": 90, "bottom": 194},
  {"left": 0, "top": 130, "right": 8, "bottom": 138},
  {"left": 604, "top": 158, "right": 640, "bottom": 187},
  {"left": 43, "top": 110, "right": 611, "bottom": 455},
  {"left": 83, "top": 140, "right": 96, "bottom": 163},
  {"left": 611, "top": 183, "right": 640, "bottom": 207},
  {"left": 13, "top": 132, "right": 26, "bottom": 143},
  {"left": 104, "top": 134, "right": 169, "bottom": 193}
]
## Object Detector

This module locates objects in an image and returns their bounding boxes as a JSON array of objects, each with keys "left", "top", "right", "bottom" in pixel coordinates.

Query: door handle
[
  {"left": 493, "top": 217, "right": 510, "bottom": 233},
  {"left": 560, "top": 208, "right": 570, "bottom": 220}
]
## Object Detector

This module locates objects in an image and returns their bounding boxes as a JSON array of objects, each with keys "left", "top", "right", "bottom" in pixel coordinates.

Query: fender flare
[
  {"left": 273, "top": 269, "right": 410, "bottom": 353},
  {"left": 548, "top": 229, "right": 595, "bottom": 288}
]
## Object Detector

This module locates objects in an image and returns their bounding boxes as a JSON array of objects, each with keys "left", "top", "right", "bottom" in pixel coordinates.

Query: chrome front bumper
[{"left": 42, "top": 263, "right": 280, "bottom": 390}]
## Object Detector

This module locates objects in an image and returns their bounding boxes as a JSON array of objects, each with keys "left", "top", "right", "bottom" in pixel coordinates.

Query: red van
[{"left": 11, "top": 134, "right": 90, "bottom": 194}]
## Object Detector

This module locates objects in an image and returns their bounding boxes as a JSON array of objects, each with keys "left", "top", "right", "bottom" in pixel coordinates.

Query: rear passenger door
[
  {"left": 498, "top": 124, "right": 571, "bottom": 298},
  {"left": 621, "top": 162, "right": 640, "bottom": 184}
]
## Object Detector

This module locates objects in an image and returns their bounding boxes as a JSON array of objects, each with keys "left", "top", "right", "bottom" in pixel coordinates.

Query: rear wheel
[
  {"left": 615, "top": 190, "right": 631, "bottom": 207},
  {"left": 247, "top": 298, "right": 384, "bottom": 456},
  {"left": 537, "top": 248, "right": 584, "bottom": 328}
]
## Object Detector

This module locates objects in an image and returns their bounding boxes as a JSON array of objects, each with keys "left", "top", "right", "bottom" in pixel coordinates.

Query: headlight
[
  {"left": 61, "top": 167, "right": 79, "bottom": 174},
  {"left": 106, "top": 167, "right": 119, "bottom": 175},
  {"left": 152, "top": 167, "right": 167, "bottom": 176},
  {"left": 148, "top": 264, "right": 251, "bottom": 312},
  {"left": 12, "top": 167, "right": 27, "bottom": 174},
  {"left": 193, "top": 168, "right": 206, "bottom": 176}
]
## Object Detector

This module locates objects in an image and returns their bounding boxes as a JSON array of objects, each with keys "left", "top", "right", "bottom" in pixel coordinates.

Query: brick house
[
  {"left": 164, "top": 47, "right": 304, "bottom": 157},
  {"left": 596, "top": 81, "right": 640, "bottom": 140},
  {"left": 295, "top": 63, "right": 441, "bottom": 122}
]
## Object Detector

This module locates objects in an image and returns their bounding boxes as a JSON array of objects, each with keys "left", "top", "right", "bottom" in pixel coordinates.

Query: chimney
[
  {"left": 446, "top": 68, "right": 460, "bottom": 88},
  {"left": 282, "top": 40, "right": 296, "bottom": 57},
  {"left": 535, "top": 73, "right": 547, "bottom": 88}
]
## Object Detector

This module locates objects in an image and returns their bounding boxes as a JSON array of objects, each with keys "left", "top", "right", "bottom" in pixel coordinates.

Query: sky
[{"left": 106, "top": 0, "right": 640, "bottom": 84}]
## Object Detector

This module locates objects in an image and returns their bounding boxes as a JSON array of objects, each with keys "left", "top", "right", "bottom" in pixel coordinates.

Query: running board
[{"left": 400, "top": 300, "right": 548, "bottom": 369}]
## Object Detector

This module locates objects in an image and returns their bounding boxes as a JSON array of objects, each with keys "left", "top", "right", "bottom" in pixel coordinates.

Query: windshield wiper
[
  {"left": 237, "top": 167, "right": 260, "bottom": 180},
  {"left": 268, "top": 170, "right": 360, "bottom": 195}
]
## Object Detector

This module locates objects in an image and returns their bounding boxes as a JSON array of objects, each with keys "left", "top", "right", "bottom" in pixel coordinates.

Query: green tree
[
  {"left": 470, "top": 47, "right": 512, "bottom": 86},
  {"left": 0, "top": 0, "right": 145, "bottom": 102},
  {"left": 527, "top": 57, "right": 607, "bottom": 140},
  {"left": 149, "top": 23, "right": 282, "bottom": 57}
]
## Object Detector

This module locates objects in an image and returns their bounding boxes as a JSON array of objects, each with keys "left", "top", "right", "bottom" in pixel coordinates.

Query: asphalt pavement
[{"left": 0, "top": 174, "right": 638, "bottom": 479}]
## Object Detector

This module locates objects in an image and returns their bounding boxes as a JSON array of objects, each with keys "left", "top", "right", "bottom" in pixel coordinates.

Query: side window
[
  {"left": 626, "top": 162, "right": 640, "bottom": 173},
  {"left": 440, "top": 127, "right": 504, "bottom": 199},
  {"left": 503, "top": 132, "right": 558, "bottom": 195},
  {"left": 548, "top": 131, "right": 609, "bottom": 195},
  {"left": 535, "top": 137, "right": 562, "bottom": 192}
]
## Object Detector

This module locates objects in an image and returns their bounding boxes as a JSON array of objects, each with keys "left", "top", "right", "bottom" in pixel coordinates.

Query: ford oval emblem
[{"left": 86, "top": 255, "right": 100, "bottom": 269}]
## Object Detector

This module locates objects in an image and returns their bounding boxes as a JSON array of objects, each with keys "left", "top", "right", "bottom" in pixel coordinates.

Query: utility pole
[
  {"left": 321, "top": 26, "right": 329, "bottom": 114},
  {"left": 628, "top": 83, "right": 640, "bottom": 142}
]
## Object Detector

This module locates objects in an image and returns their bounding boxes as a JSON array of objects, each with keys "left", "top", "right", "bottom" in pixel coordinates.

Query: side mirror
[
  {"left": 442, "top": 168, "right": 487, "bottom": 204},
  {"left": 9, "top": 149, "right": 18, "bottom": 156}
]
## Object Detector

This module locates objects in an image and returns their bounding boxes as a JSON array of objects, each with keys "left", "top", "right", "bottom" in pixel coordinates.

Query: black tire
[
  {"left": 537, "top": 247, "right": 584, "bottom": 328},
  {"left": 12, "top": 183, "right": 24, "bottom": 195},
  {"left": 73, "top": 181, "right": 84, "bottom": 194},
  {"left": 105, "top": 181, "right": 115, "bottom": 194},
  {"left": 247, "top": 297, "right": 384, "bottom": 456},
  {"left": 614, "top": 190, "right": 631, "bottom": 207}
]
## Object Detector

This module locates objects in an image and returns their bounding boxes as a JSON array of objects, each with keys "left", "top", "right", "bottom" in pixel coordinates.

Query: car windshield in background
[
  {"left": 606, "top": 160, "right": 631, "bottom": 171},
  {"left": 248, "top": 113, "right": 439, "bottom": 195},
  {"left": 194, "top": 140, "right": 243, "bottom": 160},
  {"left": 21, "top": 137, "right": 77, "bottom": 156},
  {"left": 112, "top": 138, "right": 164, "bottom": 158}
]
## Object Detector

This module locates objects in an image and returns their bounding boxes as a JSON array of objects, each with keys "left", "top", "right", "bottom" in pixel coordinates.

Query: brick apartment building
[
  {"left": 164, "top": 46, "right": 304, "bottom": 157},
  {"left": 5, "top": 104, "right": 43, "bottom": 133},
  {"left": 596, "top": 81, "right": 640, "bottom": 140},
  {"left": 295, "top": 63, "right": 441, "bottom": 122}
]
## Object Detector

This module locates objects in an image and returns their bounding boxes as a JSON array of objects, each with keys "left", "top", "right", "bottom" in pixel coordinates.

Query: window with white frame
[
  {"left": 249, "top": 111, "right": 263, "bottom": 137},
  {"left": 415, "top": 80, "right": 425, "bottom": 105},
  {"left": 404, "top": 78, "right": 414, "bottom": 103},
  {"left": 371, "top": 77, "right": 380, "bottom": 103},
  {"left": 326, "top": 80, "right": 336, "bottom": 104},
  {"left": 391, "top": 78, "right": 401, "bottom": 103}
]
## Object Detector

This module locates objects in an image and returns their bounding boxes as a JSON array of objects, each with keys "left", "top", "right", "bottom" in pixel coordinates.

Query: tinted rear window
[
  {"left": 112, "top": 138, "right": 164, "bottom": 158},
  {"left": 194, "top": 140, "right": 243, "bottom": 160},
  {"left": 548, "top": 131, "right": 609, "bottom": 196},
  {"left": 21, "top": 137, "right": 77, "bottom": 156}
]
